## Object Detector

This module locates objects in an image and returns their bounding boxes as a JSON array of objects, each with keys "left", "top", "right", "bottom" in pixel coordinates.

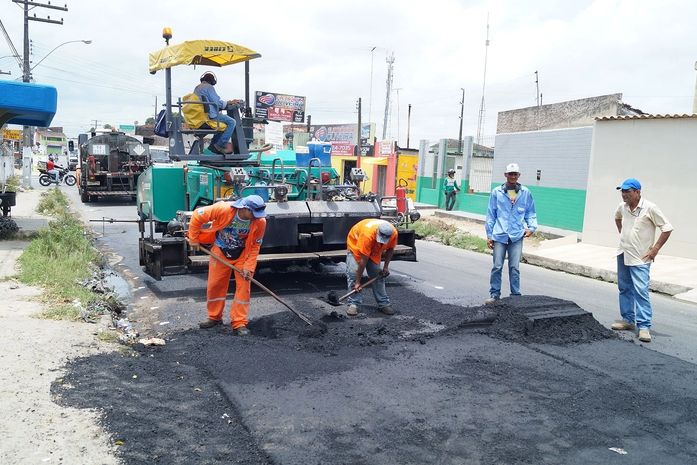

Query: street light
[{"left": 30, "top": 39, "right": 92, "bottom": 71}]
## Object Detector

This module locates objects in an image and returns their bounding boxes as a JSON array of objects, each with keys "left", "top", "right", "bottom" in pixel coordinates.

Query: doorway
[{"left": 342, "top": 159, "right": 357, "bottom": 184}]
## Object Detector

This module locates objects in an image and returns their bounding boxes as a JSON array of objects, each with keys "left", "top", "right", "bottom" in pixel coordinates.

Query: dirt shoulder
[{"left": 0, "top": 246, "right": 120, "bottom": 464}]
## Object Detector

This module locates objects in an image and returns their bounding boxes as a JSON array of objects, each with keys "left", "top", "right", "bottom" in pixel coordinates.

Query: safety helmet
[
  {"left": 447, "top": 169, "right": 456, "bottom": 175},
  {"left": 48, "top": 154, "right": 54, "bottom": 161},
  {"left": 200, "top": 71, "right": 217, "bottom": 85}
]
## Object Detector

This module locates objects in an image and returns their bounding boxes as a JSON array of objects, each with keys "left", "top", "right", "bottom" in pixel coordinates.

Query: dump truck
[
  {"left": 77, "top": 130, "right": 151, "bottom": 203},
  {"left": 136, "top": 31, "right": 418, "bottom": 280}
]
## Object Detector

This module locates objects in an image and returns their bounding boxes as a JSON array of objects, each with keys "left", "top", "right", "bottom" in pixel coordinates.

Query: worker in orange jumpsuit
[
  {"left": 345, "top": 218, "right": 398, "bottom": 317},
  {"left": 187, "top": 195, "right": 267, "bottom": 336}
]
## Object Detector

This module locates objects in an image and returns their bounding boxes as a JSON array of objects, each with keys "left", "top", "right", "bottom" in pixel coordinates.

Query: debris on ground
[{"left": 138, "top": 337, "right": 166, "bottom": 346}]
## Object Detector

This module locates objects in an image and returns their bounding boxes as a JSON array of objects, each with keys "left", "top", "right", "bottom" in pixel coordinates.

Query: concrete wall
[
  {"left": 492, "top": 127, "right": 593, "bottom": 231},
  {"left": 583, "top": 117, "right": 697, "bottom": 259},
  {"left": 497, "top": 94, "right": 621, "bottom": 133}
]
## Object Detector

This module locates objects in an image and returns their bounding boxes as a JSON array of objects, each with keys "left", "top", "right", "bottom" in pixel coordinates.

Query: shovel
[
  {"left": 190, "top": 240, "right": 312, "bottom": 326},
  {"left": 326, "top": 275, "right": 381, "bottom": 307}
]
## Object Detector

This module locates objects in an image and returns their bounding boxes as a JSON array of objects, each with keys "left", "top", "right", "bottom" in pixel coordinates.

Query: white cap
[{"left": 505, "top": 163, "right": 520, "bottom": 173}]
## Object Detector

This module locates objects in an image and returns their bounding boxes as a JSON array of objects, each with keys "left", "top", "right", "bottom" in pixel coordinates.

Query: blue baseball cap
[
  {"left": 616, "top": 178, "right": 641, "bottom": 191},
  {"left": 232, "top": 195, "right": 266, "bottom": 218}
]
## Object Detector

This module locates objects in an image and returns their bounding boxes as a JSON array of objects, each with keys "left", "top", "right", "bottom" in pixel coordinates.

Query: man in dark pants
[{"left": 443, "top": 169, "right": 460, "bottom": 211}]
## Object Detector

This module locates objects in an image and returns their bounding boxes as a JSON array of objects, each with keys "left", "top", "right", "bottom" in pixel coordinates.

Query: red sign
[
  {"left": 266, "top": 107, "right": 294, "bottom": 122},
  {"left": 330, "top": 142, "right": 355, "bottom": 156}
]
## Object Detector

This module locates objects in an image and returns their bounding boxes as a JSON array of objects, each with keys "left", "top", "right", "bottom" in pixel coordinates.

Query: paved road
[
  {"left": 69, "top": 187, "right": 697, "bottom": 363},
  {"left": 55, "top": 189, "right": 697, "bottom": 464}
]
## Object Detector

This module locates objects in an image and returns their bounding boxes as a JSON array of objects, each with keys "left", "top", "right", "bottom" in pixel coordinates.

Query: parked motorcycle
[{"left": 38, "top": 167, "right": 77, "bottom": 187}]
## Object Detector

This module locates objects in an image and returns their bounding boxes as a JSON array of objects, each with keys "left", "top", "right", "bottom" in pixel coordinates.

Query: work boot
[
  {"left": 484, "top": 296, "right": 499, "bottom": 305},
  {"left": 611, "top": 320, "right": 636, "bottom": 331},
  {"left": 199, "top": 319, "right": 223, "bottom": 329},
  {"left": 379, "top": 305, "right": 395, "bottom": 316},
  {"left": 233, "top": 326, "right": 250, "bottom": 336},
  {"left": 346, "top": 304, "right": 358, "bottom": 316},
  {"left": 638, "top": 328, "right": 651, "bottom": 342}
]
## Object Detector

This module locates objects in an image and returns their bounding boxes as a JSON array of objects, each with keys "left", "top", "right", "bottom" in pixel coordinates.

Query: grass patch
[
  {"left": 37, "top": 303, "right": 81, "bottom": 321},
  {"left": 18, "top": 189, "right": 104, "bottom": 320},
  {"left": 410, "top": 219, "right": 489, "bottom": 254},
  {"left": 36, "top": 187, "right": 70, "bottom": 216},
  {"left": 97, "top": 329, "right": 120, "bottom": 343}
]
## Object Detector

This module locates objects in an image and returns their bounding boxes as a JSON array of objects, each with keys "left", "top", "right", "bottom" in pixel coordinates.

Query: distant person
[
  {"left": 612, "top": 178, "right": 673, "bottom": 343},
  {"left": 193, "top": 71, "right": 243, "bottom": 155},
  {"left": 484, "top": 163, "right": 537, "bottom": 304},
  {"left": 345, "top": 219, "right": 398, "bottom": 316},
  {"left": 187, "top": 195, "right": 267, "bottom": 336},
  {"left": 46, "top": 154, "right": 62, "bottom": 183},
  {"left": 443, "top": 169, "right": 460, "bottom": 211}
]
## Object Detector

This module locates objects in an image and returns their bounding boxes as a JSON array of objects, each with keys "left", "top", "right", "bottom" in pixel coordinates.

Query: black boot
[{"left": 199, "top": 319, "right": 223, "bottom": 329}]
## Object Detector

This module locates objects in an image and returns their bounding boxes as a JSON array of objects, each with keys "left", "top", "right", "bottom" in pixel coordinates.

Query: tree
[
  {"left": 145, "top": 117, "right": 155, "bottom": 125},
  {"left": 104, "top": 124, "right": 112, "bottom": 129}
]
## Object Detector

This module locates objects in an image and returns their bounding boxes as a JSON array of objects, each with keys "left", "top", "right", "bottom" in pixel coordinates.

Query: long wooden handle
[
  {"left": 336, "top": 274, "right": 381, "bottom": 303},
  {"left": 189, "top": 241, "right": 313, "bottom": 326}
]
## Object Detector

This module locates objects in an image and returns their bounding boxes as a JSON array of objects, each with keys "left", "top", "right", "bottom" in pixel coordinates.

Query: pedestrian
[
  {"left": 187, "top": 195, "right": 267, "bottom": 336},
  {"left": 443, "top": 168, "right": 460, "bottom": 211},
  {"left": 484, "top": 163, "right": 537, "bottom": 304},
  {"left": 345, "top": 218, "right": 398, "bottom": 316},
  {"left": 193, "top": 71, "right": 243, "bottom": 155},
  {"left": 611, "top": 178, "right": 672, "bottom": 343}
]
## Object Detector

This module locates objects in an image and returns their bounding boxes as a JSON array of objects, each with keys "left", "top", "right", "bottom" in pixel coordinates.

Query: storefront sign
[
  {"left": 255, "top": 91, "right": 306, "bottom": 123},
  {"left": 1, "top": 129, "right": 22, "bottom": 141}
]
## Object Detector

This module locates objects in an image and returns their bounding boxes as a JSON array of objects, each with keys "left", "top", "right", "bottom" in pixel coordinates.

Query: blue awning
[{"left": 0, "top": 81, "right": 57, "bottom": 127}]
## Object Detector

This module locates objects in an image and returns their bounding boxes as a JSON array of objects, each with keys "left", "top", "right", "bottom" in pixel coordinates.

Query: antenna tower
[
  {"left": 475, "top": 14, "right": 490, "bottom": 147},
  {"left": 382, "top": 52, "right": 395, "bottom": 140}
]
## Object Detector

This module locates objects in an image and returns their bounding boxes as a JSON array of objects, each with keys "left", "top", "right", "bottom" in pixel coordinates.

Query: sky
[{"left": 1, "top": 0, "right": 695, "bottom": 145}]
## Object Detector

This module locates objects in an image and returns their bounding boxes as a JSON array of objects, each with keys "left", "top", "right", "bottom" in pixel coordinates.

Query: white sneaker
[
  {"left": 346, "top": 304, "right": 358, "bottom": 316},
  {"left": 484, "top": 297, "right": 499, "bottom": 305},
  {"left": 638, "top": 328, "right": 651, "bottom": 342}
]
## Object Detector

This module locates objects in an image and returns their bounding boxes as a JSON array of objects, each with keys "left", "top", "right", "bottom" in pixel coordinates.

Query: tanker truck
[{"left": 77, "top": 130, "right": 151, "bottom": 203}]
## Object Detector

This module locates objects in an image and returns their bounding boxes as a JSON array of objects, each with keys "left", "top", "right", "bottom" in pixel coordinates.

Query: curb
[{"left": 523, "top": 253, "right": 692, "bottom": 297}]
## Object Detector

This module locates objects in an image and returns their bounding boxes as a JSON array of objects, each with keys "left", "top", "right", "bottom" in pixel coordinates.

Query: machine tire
[
  {"left": 64, "top": 174, "right": 77, "bottom": 186},
  {"left": 38, "top": 174, "right": 52, "bottom": 186},
  {"left": 80, "top": 189, "right": 89, "bottom": 203}
]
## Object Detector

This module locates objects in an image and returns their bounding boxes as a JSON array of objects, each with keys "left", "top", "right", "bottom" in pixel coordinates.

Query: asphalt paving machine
[{"left": 137, "top": 30, "right": 417, "bottom": 280}]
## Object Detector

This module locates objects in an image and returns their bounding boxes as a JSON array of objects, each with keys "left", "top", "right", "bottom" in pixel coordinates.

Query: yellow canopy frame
[{"left": 149, "top": 40, "right": 261, "bottom": 73}]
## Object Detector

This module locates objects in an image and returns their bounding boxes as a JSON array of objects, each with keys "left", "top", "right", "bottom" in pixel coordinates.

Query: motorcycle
[{"left": 38, "top": 167, "right": 77, "bottom": 187}]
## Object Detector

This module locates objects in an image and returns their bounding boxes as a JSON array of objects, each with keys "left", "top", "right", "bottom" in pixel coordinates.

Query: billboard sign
[
  {"left": 255, "top": 91, "right": 306, "bottom": 123},
  {"left": 1, "top": 129, "right": 22, "bottom": 141}
]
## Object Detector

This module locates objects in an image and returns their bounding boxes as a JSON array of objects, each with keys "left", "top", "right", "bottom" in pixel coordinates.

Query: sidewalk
[
  {"left": 0, "top": 187, "right": 50, "bottom": 278},
  {"left": 0, "top": 183, "right": 120, "bottom": 463},
  {"left": 421, "top": 206, "right": 697, "bottom": 305}
]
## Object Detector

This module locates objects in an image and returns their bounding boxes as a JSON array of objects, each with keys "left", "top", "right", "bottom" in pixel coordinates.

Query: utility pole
[
  {"left": 458, "top": 88, "right": 465, "bottom": 154},
  {"left": 535, "top": 70, "right": 540, "bottom": 107},
  {"left": 394, "top": 88, "right": 402, "bottom": 146},
  {"left": 356, "top": 98, "right": 362, "bottom": 167},
  {"left": 406, "top": 104, "right": 412, "bottom": 149},
  {"left": 368, "top": 46, "right": 376, "bottom": 125},
  {"left": 13, "top": 0, "right": 68, "bottom": 189},
  {"left": 475, "top": 14, "right": 490, "bottom": 147},
  {"left": 382, "top": 52, "right": 395, "bottom": 140},
  {"left": 693, "top": 62, "right": 697, "bottom": 114}
]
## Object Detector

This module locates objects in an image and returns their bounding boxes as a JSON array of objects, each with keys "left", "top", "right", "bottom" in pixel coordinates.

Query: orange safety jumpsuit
[{"left": 187, "top": 201, "right": 266, "bottom": 329}]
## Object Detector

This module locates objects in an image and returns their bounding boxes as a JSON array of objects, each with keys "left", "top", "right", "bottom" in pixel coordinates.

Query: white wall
[
  {"left": 493, "top": 126, "right": 593, "bottom": 190},
  {"left": 583, "top": 117, "right": 697, "bottom": 259}
]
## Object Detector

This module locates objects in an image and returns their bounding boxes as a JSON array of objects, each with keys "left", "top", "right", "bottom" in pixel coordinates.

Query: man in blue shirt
[
  {"left": 484, "top": 163, "right": 538, "bottom": 304},
  {"left": 194, "top": 71, "right": 242, "bottom": 154}
]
